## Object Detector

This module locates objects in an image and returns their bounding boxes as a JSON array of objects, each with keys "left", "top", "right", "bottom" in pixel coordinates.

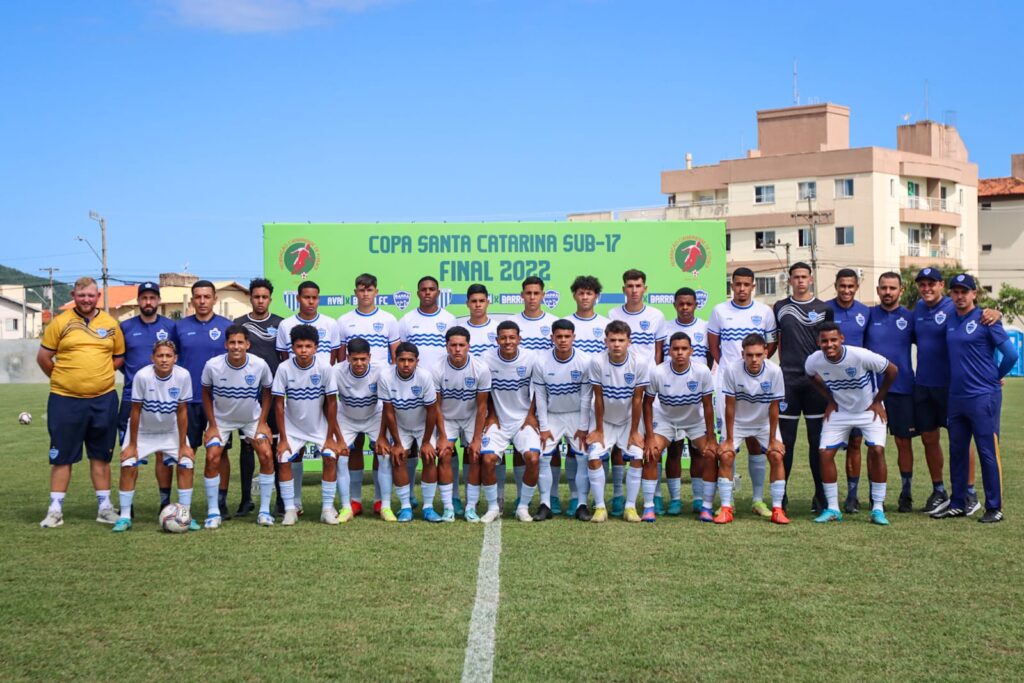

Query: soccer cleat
[
  {"left": 397, "top": 507, "right": 414, "bottom": 523},
  {"left": 575, "top": 504, "right": 593, "bottom": 522},
  {"left": 380, "top": 507, "right": 398, "bottom": 523},
  {"left": 453, "top": 498, "right": 465, "bottom": 517},
  {"left": 565, "top": 497, "right": 578, "bottom": 517},
  {"left": 373, "top": 501, "right": 382, "bottom": 516},
  {"left": 96, "top": 507, "right": 119, "bottom": 524},
  {"left": 751, "top": 501, "right": 771, "bottom": 518},
  {"left": 713, "top": 506, "right": 734, "bottom": 524},
  {"left": 515, "top": 507, "right": 533, "bottom": 522},
  {"left": 699, "top": 508, "right": 715, "bottom": 523},
  {"left": 550, "top": 497, "right": 562, "bottom": 515},
  {"left": 641, "top": 507, "right": 656, "bottom": 523},
  {"left": 188, "top": 519, "right": 201, "bottom": 531},
  {"left": 610, "top": 495, "right": 625, "bottom": 517},
  {"left": 654, "top": 496, "right": 665, "bottom": 516},
  {"left": 532, "top": 504, "right": 553, "bottom": 522},
  {"left": 257, "top": 512, "right": 275, "bottom": 526},
  {"left": 40, "top": 509, "right": 64, "bottom": 528},
  {"left": 320, "top": 507, "right": 339, "bottom": 525},
  {"left": 423, "top": 508, "right": 442, "bottom": 523},
  {"left": 897, "top": 494, "right": 913, "bottom": 513},
  {"left": 813, "top": 509, "right": 843, "bottom": 523},
  {"left": 219, "top": 501, "right": 232, "bottom": 520},
  {"left": 623, "top": 507, "right": 642, "bottom": 523},
  {"left": 112, "top": 518, "right": 132, "bottom": 532},
  {"left": 441, "top": 507, "right": 455, "bottom": 523},
  {"left": 770, "top": 507, "right": 790, "bottom": 525},
  {"left": 466, "top": 508, "right": 481, "bottom": 523},
  {"left": 296, "top": 504, "right": 304, "bottom": 517},
  {"left": 844, "top": 495, "right": 861, "bottom": 514},
  {"left": 692, "top": 499, "right": 704, "bottom": 514},
  {"left": 979, "top": 509, "right": 1004, "bottom": 524},
  {"left": 410, "top": 495, "right": 419, "bottom": 509},
  {"left": 481, "top": 508, "right": 502, "bottom": 524},
  {"left": 931, "top": 506, "right": 964, "bottom": 519},
  {"left": 870, "top": 509, "right": 890, "bottom": 526},
  {"left": 351, "top": 500, "right": 363, "bottom": 517},
  {"left": 590, "top": 506, "right": 608, "bottom": 523},
  {"left": 236, "top": 500, "right": 255, "bottom": 517},
  {"left": 204, "top": 514, "right": 222, "bottom": 530},
  {"left": 922, "top": 490, "right": 950, "bottom": 515},
  {"left": 667, "top": 499, "right": 683, "bottom": 516},
  {"left": 965, "top": 493, "right": 981, "bottom": 517},
  {"left": 338, "top": 506, "right": 354, "bottom": 524},
  {"left": 282, "top": 509, "right": 299, "bottom": 526}
]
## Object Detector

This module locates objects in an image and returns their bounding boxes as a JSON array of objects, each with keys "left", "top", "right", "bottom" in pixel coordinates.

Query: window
[
  {"left": 726, "top": 281, "right": 732, "bottom": 297},
  {"left": 835, "top": 226, "right": 854, "bottom": 245},
  {"left": 890, "top": 226, "right": 896, "bottom": 245},
  {"left": 725, "top": 233, "right": 731, "bottom": 252},
  {"left": 982, "top": 244, "right": 993, "bottom": 253},
  {"left": 755, "top": 230, "right": 776, "bottom": 249},
  {"left": 798, "top": 181, "right": 817, "bottom": 200},
  {"left": 667, "top": 195, "right": 676, "bottom": 207},
  {"left": 959, "top": 188, "right": 964, "bottom": 205},
  {"left": 981, "top": 202, "right": 992, "bottom": 210},
  {"left": 4, "top": 319, "right": 17, "bottom": 332},
  {"left": 754, "top": 185, "right": 775, "bottom": 204},
  {"left": 798, "top": 228, "right": 813, "bottom": 247},
  {"left": 984, "top": 285, "right": 993, "bottom": 293},
  {"left": 835, "top": 178, "right": 854, "bottom": 198},
  {"left": 755, "top": 276, "right": 777, "bottom": 297},
  {"left": 907, "top": 181, "right": 919, "bottom": 196},
  {"left": 890, "top": 179, "right": 895, "bottom": 197}
]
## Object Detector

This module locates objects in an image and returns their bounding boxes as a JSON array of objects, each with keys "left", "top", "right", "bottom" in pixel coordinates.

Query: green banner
[{"left": 263, "top": 221, "right": 726, "bottom": 319}]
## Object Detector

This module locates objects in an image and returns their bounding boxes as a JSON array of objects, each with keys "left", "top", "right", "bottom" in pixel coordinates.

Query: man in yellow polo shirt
[{"left": 37, "top": 277, "right": 126, "bottom": 528}]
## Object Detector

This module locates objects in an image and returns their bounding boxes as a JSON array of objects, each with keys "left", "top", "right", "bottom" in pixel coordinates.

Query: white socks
[
  {"left": 49, "top": 492, "right": 65, "bottom": 513},
  {"left": 625, "top": 467, "right": 642, "bottom": 508},
  {"left": 205, "top": 475, "right": 221, "bottom": 516},
  {"left": 96, "top": 489, "right": 113, "bottom": 510},
  {"left": 396, "top": 483, "right": 411, "bottom": 510},
  {"left": 292, "top": 461, "right": 304, "bottom": 503},
  {"left": 178, "top": 488, "right": 193, "bottom": 509},
  {"left": 749, "top": 454, "right": 767, "bottom": 503},
  {"left": 717, "top": 477, "right": 734, "bottom": 508},
  {"left": 483, "top": 483, "right": 498, "bottom": 511},
  {"left": 702, "top": 480, "right": 716, "bottom": 510},
  {"left": 518, "top": 484, "right": 536, "bottom": 511},
  {"left": 467, "top": 484, "right": 481, "bottom": 511},
  {"left": 667, "top": 477, "right": 682, "bottom": 501},
  {"left": 612, "top": 465, "right": 625, "bottom": 497},
  {"left": 258, "top": 473, "right": 274, "bottom": 514},
  {"left": 642, "top": 477, "right": 657, "bottom": 509},
  {"left": 588, "top": 467, "right": 606, "bottom": 508},
  {"left": 538, "top": 457, "right": 553, "bottom": 507},
  {"left": 378, "top": 456, "right": 393, "bottom": 511},
  {"left": 514, "top": 465, "right": 525, "bottom": 499},
  {"left": 770, "top": 480, "right": 786, "bottom": 509},
  {"left": 550, "top": 463, "right": 561, "bottom": 501},
  {"left": 574, "top": 454, "right": 590, "bottom": 505},
  {"left": 870, "top": 482, "right": 886, "bottom": 512},
  {"left": 119, "top": 490, "right": 134, "bottom": 520},
  {"left": 440, "top": 483, "right": 454, "bottom": 510},
  {"left": 336, "top": 456, "right": 351, "bottom": 508},
  {"left": 421, "top": 480, "right": 437, "bottom": 510},
  {"left": 321, "top": 478, "right": 336, "bottom": 509},
  {"left": 824, "top": 482, "right": 839, "bottom": 511},
  {"left": 351, "top": 466, "right": 364, "bottom": 503}
]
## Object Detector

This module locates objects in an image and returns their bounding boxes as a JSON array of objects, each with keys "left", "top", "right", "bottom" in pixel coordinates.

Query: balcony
[
  {"left": 899, "top": 244, "right": 960, "bottom": 269},
  {"left": 665, "top": 200, "right": 729, "bottom": 220},
  {"left": 899, "top": 196, "right": 962, "bottom": 227}
]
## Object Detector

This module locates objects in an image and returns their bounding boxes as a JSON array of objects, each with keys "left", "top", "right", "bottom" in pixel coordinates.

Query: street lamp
[{"left": 83, "top": 211, "right": 109, "bottom": 312}]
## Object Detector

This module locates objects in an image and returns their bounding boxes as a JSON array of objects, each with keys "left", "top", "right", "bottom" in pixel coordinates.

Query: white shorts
[
  {"left": 205, "top": 419, "right": 263, "bottom": 447},
  {"left": 541, "top": 412, "right": 586, "bottom": 455},
  {"left": 588, "top": 421, "right": 644, "bottom": 462},
  {"left": 279, "top": 429, "right": 331, "bottom": 463},
  {"left": 820, "top": 411, "right": 887, "bottom": 450},
  {"left": 437, "top": 415, "right": 477, "bottom": 446},
  {"left": 123, "top": 431, "right": 192, "bottom": 468},
  {"left": 341, "top": 413, "right": 382, "bottom": 449},
  {"left": 651, "top": 408, "right": 707, "bottom": 443},
  {"left": 481, "top": 423, "right": 541, "bottom": 462},
  {"left": 722, "top": 425, "right": 782, "bottom": 452},
  {"left": 712, "top": 363, "right": 731, "bottom": 435},
  {"left": 388, "top": 429, "right": 430, "bottom": 453}
]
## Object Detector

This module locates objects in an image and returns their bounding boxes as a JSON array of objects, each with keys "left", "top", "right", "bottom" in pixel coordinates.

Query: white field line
[{"left": 461, "top": 520, "right": 502, "bottom": 683}]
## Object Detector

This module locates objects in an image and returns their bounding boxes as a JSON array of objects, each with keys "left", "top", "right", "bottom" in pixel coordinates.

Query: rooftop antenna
[{"left": 793, "top": 59, "right": 799, "bottom": 106}]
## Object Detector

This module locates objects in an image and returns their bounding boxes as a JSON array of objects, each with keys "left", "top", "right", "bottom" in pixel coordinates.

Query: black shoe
[
  {"left": 218, "top": 501, "right": 232, "bottom": 520},
  {"left": 533, "top": 504, "right": 553, "bottom": 522},
  {"left": 843, "top": 495, "right": 860, "bottom": 514},
  {"left": 782, "top": 493, "right": 789, "bottom": 513},
  {"left": 898, "top": 494, "right": 913, "bottom": 513},
  {"left": 922, "top": 490, "right": 949, "bottom": 514},
  {"left": 575, "top": 504, "right": 593, "bottom": 521},
  {"left": 979, "top": 509, "right": 1004, "bottom": 524},
  {"left": 236, "top": 499, "right": 255, "bottom": 517},
  {"left": 964, "top": 492, "right": 981, "bottom": 517},
  {"left": 931, "top": 506, "right": 965, "bottom": 519}
]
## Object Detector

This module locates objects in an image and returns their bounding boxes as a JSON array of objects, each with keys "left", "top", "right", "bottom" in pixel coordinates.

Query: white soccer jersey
[
  {"left": 337, "top": 307, "right": 399, "bottom": 366},
  {"left": 720, "top": 360, "right": 785, "bottom": 433},
  {"left": 805, "top": 346, "right": 888, "bottom": 414},
  {"left": 398, "top": 307, "right": 457, "bottom": 370},
  {"left": 533, "top": 349, "right": 592, "bottom": 432},
  {"left": 660, "top": 317, "right": 709, "bottom": 367},
  {"left": 271, "top": 356, "right": 337, "bottom": 444},
  {"left": 707, "top": 300, "right": 777, "bottom": 365},
  {"left": 201, "top": 353, "right": 273, "bottom": 426},
  {"left": 432, "top": 357, "right": 491, "bottom": 423},
  {"left": 589, "top": 352, "right": 649, "bottom": 427},
  {"left": 609, "top": 305, "right": 666, "bottom": 367},
  {"left": 482, "top": 348, "right": 538, "bottom": 427},
  {"left": 646, "top": 361, "right": 713, "bottom": 427},
  {"left": 569, "top": 313, "right": 610, "bottom": 359},
  {"left": 377, "top": 366, "right": 437, "bottom": 435},
  {"left": 275, "top": 313, "right": 340, "bottom": 362},
  {"left": 131, "top": 365, "right": 192, "bottom": 433},
  {"left": 515, "top": 311, "right": 557, "bottom": 353},
  {"left": 333, "top": 361, "right": 383, "bottom": 423},
  {"left": 455, "top": 316, "right": 506, "bottom": 357}
]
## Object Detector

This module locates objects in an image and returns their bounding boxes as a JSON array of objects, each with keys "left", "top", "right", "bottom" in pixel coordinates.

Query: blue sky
[{"left": 3, "top": 0, "right": 1022, "bottom": 286}]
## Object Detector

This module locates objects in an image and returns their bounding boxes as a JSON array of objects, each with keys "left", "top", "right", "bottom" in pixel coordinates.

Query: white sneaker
[
  {"left": 204, "top": 515, "right": 222, "bottom": 530},
  {"left": 40, "top": 509, "right": 64, "bottom": 528},
  {"left": 257, "top": 513, "right": 275, "bottom": 527},
  {"left": 515, "top": 507, "right": 533, "bottom": 522},
  {"left": 282, "top": 509, "right": 299, "bottom": 526},
  {"left": 96, "top": 506, "right": 119, "bottom": 524},
  {"left": 481, "top": 508, "right": 501, "bottom": 523},
  {"left": 320, "top": 507, "right": 339, "bottom": 525}
]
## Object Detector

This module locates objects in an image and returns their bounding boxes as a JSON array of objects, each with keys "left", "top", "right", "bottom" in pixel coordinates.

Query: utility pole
[
  {"left": 39, "top": 267, "right": 59, "bottom": 320},
  {"left": 791, "top": 197, "right": 832, "bottom": 295},
  {"left": 88, "top": 211, "right": 109, "bottom": 313}
]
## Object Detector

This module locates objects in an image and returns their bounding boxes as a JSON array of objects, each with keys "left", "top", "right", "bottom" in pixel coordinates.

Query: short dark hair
[
  {"left": 818, "top": 321, "right": 842, "bottom": 336},
  {"left": 446, "top": 326, "right": 470, "bottom": 343},
  {"left": 835, "top": 268, "right": 859, "bottom": 283},
  {"left": 732, "top": 268, "right": 755, "bottom": 281},
  {"left": 417, "top": 275, "right": 439, "bottom": 289},
  {"left": 669, "top": 331, "right": 692, "bottom": 346},
  {"left": 606, "top": 320, "right": 631, "bottom": 337},
  {"left": 226, "top": 324, "right": 249, "bottom": 341},
  {"left": 346, "top": 337, "right": 371, "bottom": 356},
  {"left": 571, "top": 275, "right": 602, "bottom": 295},
  {"left": 622, "top": 268, "right": 646, "bottom": 284},
  {"left": 674, "top": 287, "right": 697, "bottom": 299},
  {"left": 521, "top": 276, "right": 544, "bottom": 290},
  {"left": 297, "top": 280, "right": 320, "bottom": 296},
  {"left": 191, "top": 279, "right": 215, "bottom": 294},
  {"left": 290, "top": 324, "right": 319, "bottom": 344},
  {"left": 395, "top": 341, "right": 419, "bottom": 358},
  {"left": 878, "top": 271, "right": 902, "bottom": 286},
  {"left": 466, "top": 283, "right": 489, "bottom": 298},
  {"left": 741, "top": 333, "right": 767, "bottom": 349},
  {"left": 355, "top": 273, "right": 377, "bottom": 289},
  {"left": 249, "top": 277, "right": 273, "bottom": 294},
  {"left": 496, "top": 320, "right": 520, "bottom": 335},
  {"left": 152, "top": 339, "right": 177, "bottom": 353},
  {"left": 552, "top": 319, "right": 575, "bottom": 333},
  {"left": 789, "top": 262, "right": 812, "bottom": 275}
]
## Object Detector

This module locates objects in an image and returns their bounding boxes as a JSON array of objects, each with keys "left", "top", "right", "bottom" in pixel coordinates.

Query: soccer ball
[
  {"left": 18, "top": 411, "right": 32, "bottom": 425},
  {"left": 159, "top": 503, "right": 192, "bottom": 533}
]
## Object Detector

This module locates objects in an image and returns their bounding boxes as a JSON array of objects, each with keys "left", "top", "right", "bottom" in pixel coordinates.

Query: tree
[
  {"left": 897, "top": 264, "right": 1018, "bottom": 317},
  {"left": 993, "top": 284, "right": 1024, "bottom": 326}
]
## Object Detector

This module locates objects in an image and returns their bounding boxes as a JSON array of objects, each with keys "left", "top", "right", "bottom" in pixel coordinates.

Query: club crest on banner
[
  {"left": 393, "top": 291, "right": 411, "bottom": 311},
  {"left": 695, "top": 290, "right": 709, "bottom": 309},
  {"left": 543, "top": 290, "right": 560, "bottom": 310}
]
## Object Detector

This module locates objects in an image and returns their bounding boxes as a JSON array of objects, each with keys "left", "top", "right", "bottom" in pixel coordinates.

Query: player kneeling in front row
[
  {"left": 643, "top": 332, "right": 716, "bottom": 523},
  {"left": 703, "top": 334, "right": 786, "bottom": 524},
  {"left": 378, "top": 342, "right": 440, "bottom": 522},
  {"left": 201, "top": 325, "right": 275, "bottom": 528},
  {"left": 806, "top": 322, "right": 898, "bottom": 525},
  {"left": 273, "top": 324, "right": 342, "bottom": 526},
  {"left": 334, "top": 337, "right": 385, "bottom": 524},
  {"left": 114, "top": 340, "right": 196, "bottom": 532}
]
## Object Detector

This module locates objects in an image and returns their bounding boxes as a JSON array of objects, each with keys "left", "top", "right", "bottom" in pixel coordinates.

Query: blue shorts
[
  {"left": 118, "top": 390, "right": 133, "bottom": 444},
  {"left": 913, "top": 384, "right": 949, "bottom": 433},
  {"left": 47, "top": 391, "right": 119, "bottom": 466},
  {"left": 883, "top": 392, "right": 916, "bottom": 439}
]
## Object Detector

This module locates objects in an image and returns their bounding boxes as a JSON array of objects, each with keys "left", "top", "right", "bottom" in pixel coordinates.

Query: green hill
[{"left": 0, "top": 264, "right": 72, "bottom": 309}]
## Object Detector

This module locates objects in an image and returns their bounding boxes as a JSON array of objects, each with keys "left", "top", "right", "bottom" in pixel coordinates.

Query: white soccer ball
[
  {"left": 18, "top": 411, "right": 32, "bottom": 425},
  {"left": 159, "top": 503, "right": 192, "bottom": 533}
]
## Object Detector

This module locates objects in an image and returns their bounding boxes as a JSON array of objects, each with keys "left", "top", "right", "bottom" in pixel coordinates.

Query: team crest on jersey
[
  {"left": 593, "top": 328, "right": 602, "bottom": 338},
  {"left": 896, "top": 317, "right": 908, "bottom": 331},
  {"left": 570, "top": 370, "right": 583, "bottom": 382},
  {"left": 267, "top": 326, "right": 278, "bottom": 336},
  {"left": 808, "top": 311, "right": 820, "bottom": 322},
  {"left": 751, "top": 316, "right": 763, "bottom": 326},
  {"left": 169, "top": 387, "right": 181, "bottom": 399},
  {"left": 393, "top": 291, "right": 411, "bottom": 311},
  {"left": 245, "top": 374, "right": 256, "bottom": 386},
  {"left": 373, "top": 322, "right": 384, "bottom": 333},
  {"left": 543, "top": 290, "right": 560, "bottom": 310},
  {"left": 209, "top": 328, "right": 222, "bottom": 340},
  {"left": 411, "top": 385, "right": 423, "bottom": 397},
  {"left": 369, "top": 382, "right": 378, "bottom": 393},
  {"left": 317, "top": 327, "right": 327, "bottom": 338},
  {"left": 540, "top": 326, "right": 551, "bottom": 336},
  {"left": 464, "top": 377, "right": 476, "bottom": 389},
  {"left": 640, "top": 320, "right": 650, "bottom": 331},
  {"left": 845, "top": 367, "right": 857, "bottom": 378},
  {"left": 488, "top": 333, "right": 497, "bottom": 343},
  {"left": 855, "top": 313, "right": 866, "bottom": 327},
  {"left": 934, "top": 311, "right": 947, "bottom": 325},
  {"left": 966, "top": 321, "right": 978, "bottom": 335},
  {"left": 310, "top": 374, "right": 321, "bottom": 386},
  {"left": 516, "top": 366, "right": 527, "bottom": 378},
  {"left": 760, "top": 382, "right": 772, "bottom": 393},
  {"left": 687, "top": 380, "right": 699, "bottom": 392},
  {"left": 625, "top": 372, "right": 636, "bottom": 385},
  {"left": 97, "top": 328, "right": 108, "bottom": 338},
  {"left": 695, "top": 332, "right": 704, "bottom": 342},
  {"left": 156, "top": 329, "right": 169, "bottom": 341},
  {"left": 437, "top": 322, "right": 447, "bottom": 332}
]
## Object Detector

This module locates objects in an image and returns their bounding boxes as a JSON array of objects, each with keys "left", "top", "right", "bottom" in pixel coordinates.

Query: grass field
[{"left": 2, "top": 381, "right": 1023, "bottom": 682}]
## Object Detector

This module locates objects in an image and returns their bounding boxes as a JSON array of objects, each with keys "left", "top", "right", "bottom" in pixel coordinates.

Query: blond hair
[{"left": 73, "top": 276, "right": 98, "bottom": 291}]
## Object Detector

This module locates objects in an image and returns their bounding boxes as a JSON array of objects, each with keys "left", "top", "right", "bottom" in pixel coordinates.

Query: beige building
[
  {"left": 571, "top": 103, "right": 979, "bottom": 305},
  {"left": 978, "top": 154, "right": 1024, "bottom": 292},
  {"left": 0, "top": 286, "right": 44, "bottom": 339},
  {"left": 58, "top": 273, "right": 252, "bottom": 321}
]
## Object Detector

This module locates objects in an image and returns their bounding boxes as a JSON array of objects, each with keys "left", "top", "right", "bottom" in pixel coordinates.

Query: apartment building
[{"left": 978, "top": 154, "right": 1024, "bottom": 291}]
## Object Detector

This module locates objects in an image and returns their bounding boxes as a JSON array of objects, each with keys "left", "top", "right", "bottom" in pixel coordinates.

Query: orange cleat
[
  {"left": 770, "top": 507, "right": 790, "bottom": 525},
  {"left": 373, "top": 500, "right": 382, "bottom": 516},
  {"left": 713, "top": 506, "right": 734, "bottom": 524},
  {"left": 351, "top": 501, "right": 363, "bottom": 517}
]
